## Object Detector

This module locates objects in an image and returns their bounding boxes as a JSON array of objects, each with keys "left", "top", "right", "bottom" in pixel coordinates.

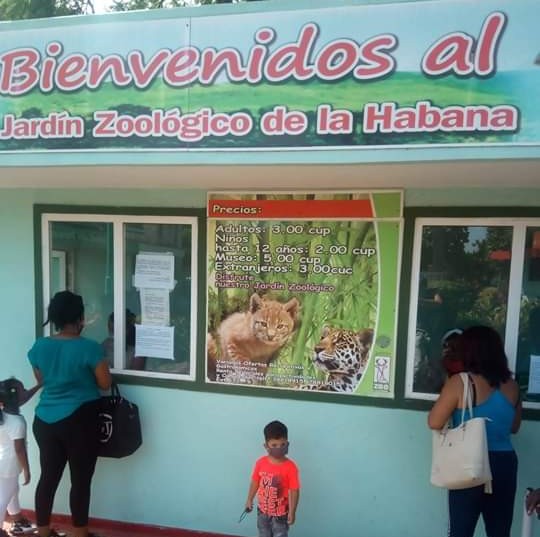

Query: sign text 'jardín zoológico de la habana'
[{"left": 0, "top": 1, "right": 538, "bottom": 152}]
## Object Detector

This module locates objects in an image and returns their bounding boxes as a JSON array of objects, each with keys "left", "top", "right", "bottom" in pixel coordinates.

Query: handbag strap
[
  {"left": 469, "top": 374, "right": 477, "bottom": 407},
  {"left": 459, "top": 372, "right": 474, "bottom": 424},
  {"left": 109, "top": 382, "right": 121, "bottom": 398},
  {"left": 458, "top": 373, "right": 492, "bottom": 495}
]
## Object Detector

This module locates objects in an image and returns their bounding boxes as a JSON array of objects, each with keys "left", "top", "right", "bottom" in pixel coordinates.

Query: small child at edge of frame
[{"left": 0, "top": 377, "right": 41, "bottom": 536}]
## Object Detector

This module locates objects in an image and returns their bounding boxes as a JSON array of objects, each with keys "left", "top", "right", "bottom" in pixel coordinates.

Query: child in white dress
[{"left": 0, "top": 378, "right": 41, "bottom": 536}]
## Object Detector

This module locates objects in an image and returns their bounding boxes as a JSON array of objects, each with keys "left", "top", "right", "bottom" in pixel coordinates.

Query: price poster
[{"left": 206, "top": 191, "right": 402, "bottom": 398}]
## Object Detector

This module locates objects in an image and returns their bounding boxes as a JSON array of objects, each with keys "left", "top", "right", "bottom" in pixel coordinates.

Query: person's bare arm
[
  {"left": 288, "top": 489, "right": 300, "bottom": 525},
  {"left": 95, "top": 360, "right": 112, "bottom": 390},
  {"left": 19, "top": 382, "right": 42, "bottom": 406},
  {"left": 129, "top": 356, "right": 147, "bottom": 371},
  {"left": 511, "top": 397, "right": 522, "bottom": 433},
  {"left": 505, "top": 379, "right": 523, "bottom": 433},
  {"left": 526, "top": 489, "right": 540, "bottom": 515},
  {"left": 14, "top": 439, "right": 30, "bottom": 485},
  {"left": 25, "top": 383, "right": 42, "bottom": 398},
  {"left": 32, "top": 368, "right": 43, "bottom": 386},
  {"left": 245, "top": 479, "right": 258, "bottom": 512},
  {"left": 428, "top": 375, "right": 461, "bottom": 429}
]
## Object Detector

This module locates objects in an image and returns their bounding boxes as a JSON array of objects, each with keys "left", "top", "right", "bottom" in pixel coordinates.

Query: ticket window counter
[
  {"left": 41, "top": 212, "right": 199, "bottom": 381},
  {"left": 406, "top": 217, "right": 540, "bottom": 407}
]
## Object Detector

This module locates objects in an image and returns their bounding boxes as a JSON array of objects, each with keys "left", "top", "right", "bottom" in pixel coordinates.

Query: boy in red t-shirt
[{"left": 245, "top": 420, "right": 300, "bottom": 537}]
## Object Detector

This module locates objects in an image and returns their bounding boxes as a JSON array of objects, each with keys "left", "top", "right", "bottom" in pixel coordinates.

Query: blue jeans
[
  {"left": 448, "top": 451, "right": 518, "bottom": 537},
  {"left": 257, "top": 510, "right": 289, "bottom": 537}
]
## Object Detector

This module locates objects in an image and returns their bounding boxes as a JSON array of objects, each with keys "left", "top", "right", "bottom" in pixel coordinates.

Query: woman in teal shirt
[{"left": 29, "top": 291, "right": 111, "bottom": 537}]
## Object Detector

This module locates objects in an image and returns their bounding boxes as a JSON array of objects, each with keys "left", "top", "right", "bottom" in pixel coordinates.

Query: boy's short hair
[{"left": 264, "top": 420, "right": 288, "bottom": 441}]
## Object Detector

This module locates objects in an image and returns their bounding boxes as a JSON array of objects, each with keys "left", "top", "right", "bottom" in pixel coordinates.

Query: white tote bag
[{"left": 430, "top": 373, "right": 492, "bottom": 492}]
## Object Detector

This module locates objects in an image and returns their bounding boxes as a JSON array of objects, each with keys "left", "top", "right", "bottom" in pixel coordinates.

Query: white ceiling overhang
[{"left": 1, "top": 159, "right": 538, "bottom": 189}]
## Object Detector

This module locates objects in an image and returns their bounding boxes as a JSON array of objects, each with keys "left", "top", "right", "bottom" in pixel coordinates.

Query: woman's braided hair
[{"left": 45, "top": 290, "right": 84, "bottom": 331}]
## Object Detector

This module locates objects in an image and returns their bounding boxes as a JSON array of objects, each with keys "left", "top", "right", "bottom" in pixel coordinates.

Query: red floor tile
[{"left": 23, "top": 511, "right": 244, "bottom": 537}]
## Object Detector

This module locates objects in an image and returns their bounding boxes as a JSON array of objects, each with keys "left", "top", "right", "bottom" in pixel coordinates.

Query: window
[
  {"left": 406, "top": 217, "right": 540, "bottom": 408},
  {"left": 41, "top": 212, "right": 198, "bottom": 381}
]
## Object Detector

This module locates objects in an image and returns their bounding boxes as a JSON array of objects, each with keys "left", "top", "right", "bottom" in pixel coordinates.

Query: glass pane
[
  {"left": 49, "top": 221, "right": 114, "bottom": 344},
  {"left": 516, "top": 227, "right": 540, "bottom": 402},
  {"left": 413, "top": 225, "right": 512, "bottom": 393},
  {"left": 122, "top": 222, "right": 193, "bottom": 374}
]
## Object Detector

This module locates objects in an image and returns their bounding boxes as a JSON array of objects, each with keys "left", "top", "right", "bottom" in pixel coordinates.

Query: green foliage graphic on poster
[{"left": 206, "top": 191, "right": 402, "bottom": 398}]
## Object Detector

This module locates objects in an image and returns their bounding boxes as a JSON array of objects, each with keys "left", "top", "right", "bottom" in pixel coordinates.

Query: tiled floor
[
  {"left": 33, "top": 516, "right": 242, "bottom": 537},
  {"left": 49, "top": 525, "right": 233, "bottom": 537},
  {"left": 45, "top": 526, "right": 237, "bottom": 537},
  {"left": 60, "top": 525, "right": 145, "bottom": 537},
  {"left": 19, "top": 513, "right": 240, "bottom": 537}
]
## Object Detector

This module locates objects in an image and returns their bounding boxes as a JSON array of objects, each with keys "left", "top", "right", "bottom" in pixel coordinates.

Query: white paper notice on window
[
  {"left": 528, "top": 355, "right": 540, "bottom": 394},
  {"left": 133, "top": 252, "right": 175, "bottom": 290},
  {"left": 135, "top": 324, "right": 175, "bottom": 360},
  {"left": 140, "top": 288, "right": 170, "bottom": 325}
]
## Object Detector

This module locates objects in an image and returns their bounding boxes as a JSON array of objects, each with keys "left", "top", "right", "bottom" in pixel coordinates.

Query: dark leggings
[
  {"left": 448, "top": 451, "right": 518, "bottom": 537},
  {"left": 33, "top": 400, "right": 100, "bottom": 528}
]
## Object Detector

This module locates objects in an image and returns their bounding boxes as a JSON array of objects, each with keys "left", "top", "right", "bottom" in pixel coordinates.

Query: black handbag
[{"left": 98, "top": 383, "right": 142, "bottom": 458}]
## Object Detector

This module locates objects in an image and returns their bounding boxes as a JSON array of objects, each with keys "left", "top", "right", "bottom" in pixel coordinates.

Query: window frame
[
  {"left": 36, "top": 205, "right": 203, "bottom": 384},
  {"left": 32, "top": 204, "right": 540, "bottom": 418},
  {"left": 403, "top": 209, "right": 540, "bottom": 411}
]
